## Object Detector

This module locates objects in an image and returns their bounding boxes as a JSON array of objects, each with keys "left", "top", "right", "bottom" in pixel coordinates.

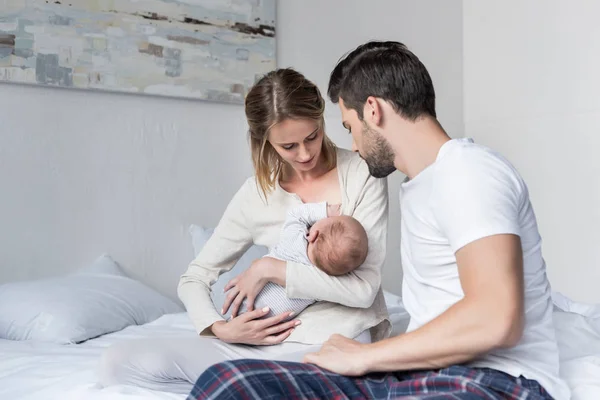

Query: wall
[
  {"left": 463, "top": 0, "right": 600, "bottom": 302},
  {"left": 0, "top": 84, "right": 253, "bottom": 299},
  {"left": 0, "top": 0, "right": 464, "bottom": 299},
  {"left": 278, "top": 0, "right": 464, "bottom": 295}
]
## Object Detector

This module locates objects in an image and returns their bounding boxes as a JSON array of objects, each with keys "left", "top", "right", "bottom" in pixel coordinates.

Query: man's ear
[{"left": 363, "top": 96, "right": 383, "bottom": 127}]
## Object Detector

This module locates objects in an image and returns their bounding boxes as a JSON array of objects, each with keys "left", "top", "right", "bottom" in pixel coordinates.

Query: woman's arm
[
  {"left": 286, "top": 165, "right": 389, "bottom": 308},
  {"left": 177, "top": 180, "right": 254, "bottom": 336},
  {"left": 221, "top": 202, "right": 329, "bottom": 317}
]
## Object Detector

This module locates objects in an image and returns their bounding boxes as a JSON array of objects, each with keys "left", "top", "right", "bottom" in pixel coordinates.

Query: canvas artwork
[{"left": 0, "top": 0, "right": 276, "bottom": 103}]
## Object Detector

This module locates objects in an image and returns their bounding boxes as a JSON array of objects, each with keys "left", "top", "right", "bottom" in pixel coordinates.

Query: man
[{"left": 187, "top": 41, "right": 570, "bottom": 399}]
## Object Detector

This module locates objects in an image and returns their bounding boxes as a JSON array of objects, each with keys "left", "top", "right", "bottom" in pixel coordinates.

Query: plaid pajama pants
[{"left": 187, "top": 359, "right": 553, "bottom": 400}]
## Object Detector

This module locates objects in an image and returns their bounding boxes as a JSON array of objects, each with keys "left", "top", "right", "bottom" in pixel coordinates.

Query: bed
[
  {"left": 1, "top": 227, "right": 599, "bottom": 400},
  {"left": 0, "top": 291, "right": 598, "bottom": 400}
]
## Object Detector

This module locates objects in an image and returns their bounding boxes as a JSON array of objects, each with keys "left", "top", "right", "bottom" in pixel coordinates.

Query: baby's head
[{"left": 307, "top": 216, "right": 368, "bottom": 276}]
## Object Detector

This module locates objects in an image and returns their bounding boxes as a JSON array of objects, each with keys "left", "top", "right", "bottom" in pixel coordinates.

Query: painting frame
[{"left": 0, "top": 0, "right": 277, "bottom": 104}]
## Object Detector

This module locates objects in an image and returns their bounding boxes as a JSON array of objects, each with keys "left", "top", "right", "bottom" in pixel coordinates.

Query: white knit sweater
[{"left": 178, "top": 148, "right": 391, "bottom": 344}]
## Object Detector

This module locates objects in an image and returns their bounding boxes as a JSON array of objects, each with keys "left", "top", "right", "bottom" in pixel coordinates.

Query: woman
[{"left": 98, "top": 68, "right": 390, "bottom": 394}]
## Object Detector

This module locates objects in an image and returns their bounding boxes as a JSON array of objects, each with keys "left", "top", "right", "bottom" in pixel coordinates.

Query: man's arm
[
  {"left": 363, "top": 233, "right": 524, "bottom": 371},
  {"left": 304, "top": 233, "right": 524, "bottom": 375}
]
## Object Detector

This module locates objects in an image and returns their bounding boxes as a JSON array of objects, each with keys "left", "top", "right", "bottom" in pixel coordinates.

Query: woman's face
[{"left": 268, "top": 118, "right": 324, "bottom": 172}]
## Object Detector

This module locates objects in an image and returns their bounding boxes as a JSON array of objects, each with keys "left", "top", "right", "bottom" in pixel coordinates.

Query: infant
[{"left": 236, "top": 201, "right": 368, "bottom": 320}]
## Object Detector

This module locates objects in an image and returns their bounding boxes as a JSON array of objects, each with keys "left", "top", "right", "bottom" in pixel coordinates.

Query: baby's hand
[{"left": 327, "top": 203, "right": 341, "bottom": 217}]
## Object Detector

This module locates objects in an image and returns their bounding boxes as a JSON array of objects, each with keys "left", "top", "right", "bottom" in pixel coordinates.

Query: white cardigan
[{"left": 178, "top": 148, "right": 391, "bottom": 344}]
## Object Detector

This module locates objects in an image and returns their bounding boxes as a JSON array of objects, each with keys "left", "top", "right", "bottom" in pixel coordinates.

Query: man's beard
[{"left": 362, "top": 123, "right": 396, "bottom": 178}]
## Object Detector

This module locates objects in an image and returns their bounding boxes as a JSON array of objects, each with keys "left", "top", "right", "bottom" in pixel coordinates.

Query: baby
[{"left": 236, "top": 201, "right": 369, "bottom": 320}]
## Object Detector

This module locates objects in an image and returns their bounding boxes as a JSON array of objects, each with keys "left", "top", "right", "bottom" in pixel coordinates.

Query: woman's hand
[
  {"left": 223, "top": 257, "right": 286, "bottom": 317},
  {"left": 211, "top": 307, "right": 301, "bottom": 345}
]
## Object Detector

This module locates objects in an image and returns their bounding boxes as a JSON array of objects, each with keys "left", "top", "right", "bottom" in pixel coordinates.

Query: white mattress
[{"left": 1, "top": 292, "right": 599, "bottom": 400}]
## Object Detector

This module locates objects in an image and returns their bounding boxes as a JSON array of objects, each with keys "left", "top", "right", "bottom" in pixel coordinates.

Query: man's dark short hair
[{"left": 328, "top": 41, "right": 436, "bottom": 121}]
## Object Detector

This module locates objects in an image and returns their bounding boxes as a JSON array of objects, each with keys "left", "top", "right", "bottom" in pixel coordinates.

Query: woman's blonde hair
[{"left": 245, "top": 68, "right": 337, "bottom": 200}]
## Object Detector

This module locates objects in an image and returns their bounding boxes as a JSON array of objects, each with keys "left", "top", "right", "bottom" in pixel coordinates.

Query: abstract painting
[{"left": 0, "top": 0, "right": 276, "bottom": 103}]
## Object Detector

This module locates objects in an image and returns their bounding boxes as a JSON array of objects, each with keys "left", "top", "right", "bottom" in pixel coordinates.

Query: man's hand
[
  {"left": 303, "top": 334, "right": 369, "bottom": 376},
  {"left": 313, "top": 234, "right": 525, "bottom": 375}
]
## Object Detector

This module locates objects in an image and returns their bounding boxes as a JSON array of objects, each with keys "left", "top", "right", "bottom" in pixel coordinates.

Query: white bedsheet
[
  {"left": 553, "top": 293, "right": 600, "bottom": 400},
  {"left": 1, "top": 292, "right": 599, "bottom": 400},
  {"left": 0, "top": 313, "right": 195, "bottom": 400}
]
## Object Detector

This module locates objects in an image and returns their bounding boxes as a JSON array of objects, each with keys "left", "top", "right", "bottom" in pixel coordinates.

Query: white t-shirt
[{"left": 400, "top": 138, "right": 570, "bottom": 400}]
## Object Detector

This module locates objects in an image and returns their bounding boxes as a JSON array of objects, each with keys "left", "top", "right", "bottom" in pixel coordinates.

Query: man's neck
[{"left": 391, "top": 117, "right": 451, "bottom": 180}]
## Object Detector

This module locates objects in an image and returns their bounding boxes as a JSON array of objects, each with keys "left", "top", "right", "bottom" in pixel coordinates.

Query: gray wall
[
  {"left": 463, "top": 0, "right": 600, "bottom": 302},
  {"left": 0, "top": 0, "right": 464, "bottom": 300}
]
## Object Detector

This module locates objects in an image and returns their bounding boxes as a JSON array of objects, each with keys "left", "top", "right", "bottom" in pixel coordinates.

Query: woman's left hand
[{"left": 223, "top": 257, "right": 285, "bottom": 318}]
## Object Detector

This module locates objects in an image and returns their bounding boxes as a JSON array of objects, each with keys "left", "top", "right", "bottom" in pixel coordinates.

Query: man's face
[{"left": 339, "top": 98, "right": 396, "bottom": 178}]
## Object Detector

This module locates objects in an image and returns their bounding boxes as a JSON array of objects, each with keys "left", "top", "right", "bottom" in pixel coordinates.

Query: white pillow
[
  {"left": 0, "top": 254, "right": 182, "bottom": 344},
  {"left": 189, "top": 224, "right": 268, "bottom": 317}
]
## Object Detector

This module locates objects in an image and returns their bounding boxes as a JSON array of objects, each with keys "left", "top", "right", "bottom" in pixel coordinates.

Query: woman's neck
[{"left": 281, "top": 153, "right": 331, "bottom": 184}]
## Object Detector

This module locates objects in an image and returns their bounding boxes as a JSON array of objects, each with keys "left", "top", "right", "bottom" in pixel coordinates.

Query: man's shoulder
[
  {"left": 435, "top": 139, "right": 521, "bottom": 182},
  {"left": 431, "top": 139, "right": 529, "bottom": 207}
]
